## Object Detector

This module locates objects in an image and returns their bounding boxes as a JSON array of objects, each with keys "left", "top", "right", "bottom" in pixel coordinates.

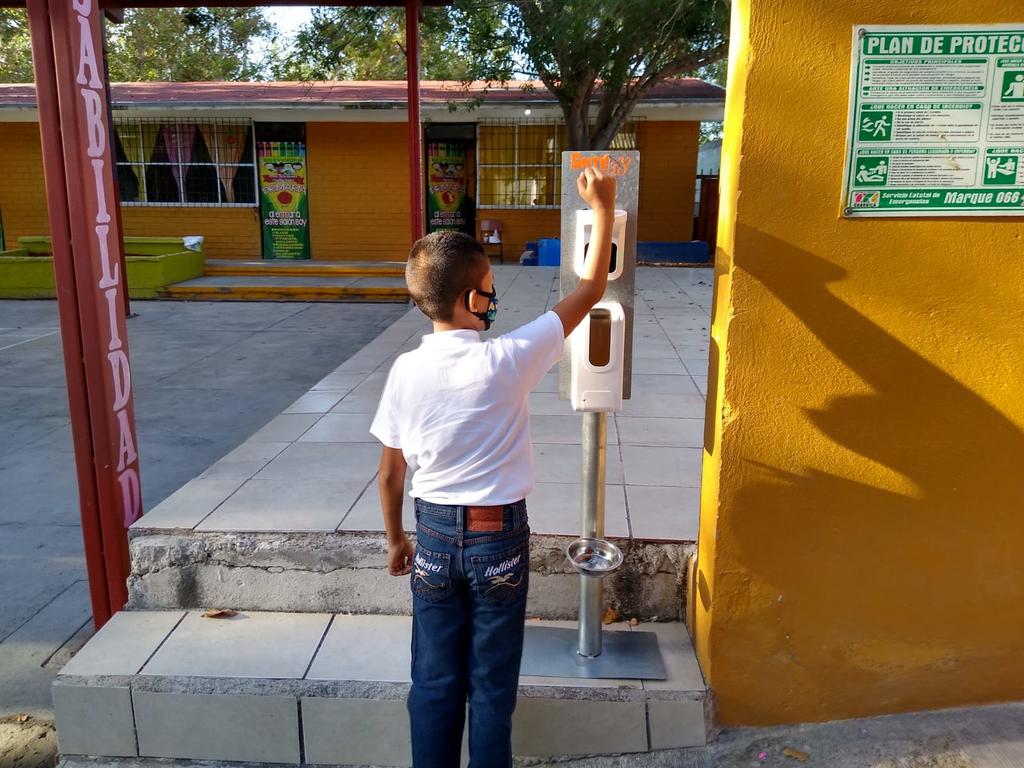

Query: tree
[
  {"left": 0, "top": 9, "right": 34, "bottom": 83},
  {"left": 275, "top": 4, "right": 512, "bottom": 82},
  {"left": 107, "top": 8, "right": 276, "bottom": 82},
  {"left": 508, "top": 0, "right": 730, "bottom": 149},
  {"left": 282, "top": 0, "right": 728, "bottom": 150}
]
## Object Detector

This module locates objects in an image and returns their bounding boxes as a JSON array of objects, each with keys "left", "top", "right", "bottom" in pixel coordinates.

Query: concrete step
[
  {"left": 161, "top": 275, "right": 410, "bottom": 303},
  {"left": 53, "top": 610, "right": 707, "bottom": 765},
  {"left": 126, "top": 526, "right": 690, "bottom": 622},
  {"left": 203, "top": 259, "right": 406, "bottom": 278}
]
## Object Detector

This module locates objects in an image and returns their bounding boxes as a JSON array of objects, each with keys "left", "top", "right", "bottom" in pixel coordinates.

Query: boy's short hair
[{"left": 406, "top": 231, "right": 489, "bottom": 321}]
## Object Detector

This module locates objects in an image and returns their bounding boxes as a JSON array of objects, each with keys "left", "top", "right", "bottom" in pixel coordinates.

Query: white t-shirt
[{"left": 370, "top": 311, "right": 565, "bottom": 505}]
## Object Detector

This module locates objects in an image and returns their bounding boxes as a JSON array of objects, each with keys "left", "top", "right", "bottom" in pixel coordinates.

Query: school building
[{"left": 0, "top": 79, "right": 724, "bottom": 263}]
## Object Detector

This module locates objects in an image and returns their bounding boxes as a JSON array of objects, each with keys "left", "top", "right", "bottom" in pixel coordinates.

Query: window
[
  {"left": 113, "top": 118, "right": 257, "bottom": 206},
  {"left": 477, "top": 120, "right": 639, "bottom": 209}
]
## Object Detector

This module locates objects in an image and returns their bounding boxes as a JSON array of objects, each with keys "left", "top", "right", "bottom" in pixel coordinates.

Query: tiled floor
[
  {"left": 133, "top": 266, "right": 712, "bottom": 542},
  {"left": 56, "top": 610, "right": 706, "bottom": 762}
]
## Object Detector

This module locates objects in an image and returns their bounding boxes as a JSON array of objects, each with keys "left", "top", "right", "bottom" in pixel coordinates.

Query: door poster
[
  {"left": 257, "top": 124, "right": 310, "bottom": 259},
  {"left": 427, "top": 141, "right": 473, "bottom": 234},
  {"left": 843, "top": 25, "right": 1024, "bottom": 216}
]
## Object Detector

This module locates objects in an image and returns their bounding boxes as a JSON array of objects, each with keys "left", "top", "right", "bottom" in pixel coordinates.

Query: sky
[{"left": 265, "top": 6, "right": 314, "bottom": 38}]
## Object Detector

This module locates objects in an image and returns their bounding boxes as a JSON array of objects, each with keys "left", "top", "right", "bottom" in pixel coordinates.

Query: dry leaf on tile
[
  {"left": 783, "top": 748, "right": 809, "bottom": 763},
  {"left": 202, "top": 609, "right": 238, "bottom": 619}
]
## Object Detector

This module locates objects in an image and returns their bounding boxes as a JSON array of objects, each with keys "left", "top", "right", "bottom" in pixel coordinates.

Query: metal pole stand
[{"left": 520, "top": 413, "right": 666, "bottom": 680}]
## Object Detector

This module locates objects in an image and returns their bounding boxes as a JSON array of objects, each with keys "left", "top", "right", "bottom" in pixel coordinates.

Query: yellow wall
[
  {"left": 0, "top": 122, "right": 259, "bottom": 260},
  {"left": 481, "top": 122, "right": 700, "bottom": 260},
  {"left": 0, "top": 123, "right": 50, "bottom": 246},
  {"left": 121, "top": 207, "right": 259, "bottom": 260},
  {"left": 307, "top": 122, "right": 411, "bottom": 261},
  {"left": 638, "top": 121, "right": 699, "bottom": 242},
  {"left": 1, "top": 119, "right": 701, "bottom": 262},
  {"left": 697, "top": 0, "right": 1024, "bottom": 726}
]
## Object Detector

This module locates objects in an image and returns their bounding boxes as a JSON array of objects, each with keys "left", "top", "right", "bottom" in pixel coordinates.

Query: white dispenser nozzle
[{"left": 570, "top": 302, "right": 626, "bottom": 412}]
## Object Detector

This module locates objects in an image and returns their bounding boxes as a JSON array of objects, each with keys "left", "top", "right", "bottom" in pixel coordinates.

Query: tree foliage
[
  {"left": 0, "top": 10, "right": 34, "bottom": 83},
  {"left": 275, "top": 4, "right": 512, "bottom": 82},
  {"left": 508, "top": 0, "right": 730, "bottom": 149},
  {"left": 107, "top": 8, "right": 275, "bottom": 82}
]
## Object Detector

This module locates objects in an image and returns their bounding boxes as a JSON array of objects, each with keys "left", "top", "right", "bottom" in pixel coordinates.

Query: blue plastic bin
[{"left": 537, "top": 238, "right": 561, "bottom": 266}]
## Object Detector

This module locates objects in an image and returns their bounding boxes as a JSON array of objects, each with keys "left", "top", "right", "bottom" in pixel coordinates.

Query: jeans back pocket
[
  {"left": 411, "top": 545, "right": 453, "bottom": 603},
  {"left": 470, "top": 541, "right": 530, "bottom": 607}
]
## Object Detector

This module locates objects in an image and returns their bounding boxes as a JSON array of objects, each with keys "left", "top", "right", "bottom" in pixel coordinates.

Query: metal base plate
[{"left": 520, "top": 625, "right": 666, "bottom": 680}]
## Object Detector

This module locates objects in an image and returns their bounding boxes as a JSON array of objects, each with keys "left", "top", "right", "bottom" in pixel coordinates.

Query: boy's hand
[
  {"left": 576, "top": 167, "right": 616, "bottom": 213},
  {"left": 388, "top": 536, "right": 415, "bottom": 576}
]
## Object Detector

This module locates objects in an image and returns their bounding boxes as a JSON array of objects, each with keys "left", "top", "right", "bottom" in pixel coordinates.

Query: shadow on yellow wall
[{"left": 704, "top": 224, "right": 1024, "bottom": 723}]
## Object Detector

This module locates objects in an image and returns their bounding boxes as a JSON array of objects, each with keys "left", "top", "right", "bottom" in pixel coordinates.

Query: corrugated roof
[{"left": 0, "top": 79, "right": 725, "bottom": 109}]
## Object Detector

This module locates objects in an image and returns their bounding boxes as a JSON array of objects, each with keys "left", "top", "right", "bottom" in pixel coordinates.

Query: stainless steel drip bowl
[{"left": 566, "top": 537, "right": 623, "bottom": 577}]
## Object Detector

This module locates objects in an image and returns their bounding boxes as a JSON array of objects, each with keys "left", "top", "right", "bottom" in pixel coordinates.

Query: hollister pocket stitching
[
  {"left": 470, "top": 542, "right": 529, "bottom": 606},
  {"left": 411, "top": 545, "right": 452, "bottom": 603}
]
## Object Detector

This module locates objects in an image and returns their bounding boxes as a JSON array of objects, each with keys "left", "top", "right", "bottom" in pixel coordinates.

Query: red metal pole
[
  {"left": 27, "top": 0, "right": 144, "bottom": 628},
  {"left": 406, "top": 0, "right": 424, "bottom": 242},
  {"left": 26, "top": 0, "right": 112, "bottom": 627}
]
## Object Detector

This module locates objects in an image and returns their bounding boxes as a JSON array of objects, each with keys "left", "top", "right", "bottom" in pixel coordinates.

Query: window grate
[
  {"left": 112, "top": 117, "right": 258, "bottom": 207},
  {"left": 476, "top": 119, "right": 640, "bottom": 209}
]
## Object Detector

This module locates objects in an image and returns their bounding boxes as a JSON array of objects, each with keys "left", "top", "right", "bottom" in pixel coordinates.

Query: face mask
[{"left": 465, "top": 284, "right": 499, "bottom": 330}]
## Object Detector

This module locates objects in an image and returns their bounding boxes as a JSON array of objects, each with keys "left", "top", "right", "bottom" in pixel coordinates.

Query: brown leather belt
[{"left": 467, "top": 504, "right": 504, "bottom": 532}]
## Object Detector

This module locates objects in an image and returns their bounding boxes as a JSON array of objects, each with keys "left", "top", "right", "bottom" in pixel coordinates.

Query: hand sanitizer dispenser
[
  {"left": 571, "top": 302, "right": 626, "bottom": 412},
  {"left": 574, "top": 209, "right": 628, "bottom": 281}
]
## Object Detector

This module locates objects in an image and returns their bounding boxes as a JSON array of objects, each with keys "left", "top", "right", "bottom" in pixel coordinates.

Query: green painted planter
[{"left": 0, "top": 240, "right": 204, "bottom": 299}]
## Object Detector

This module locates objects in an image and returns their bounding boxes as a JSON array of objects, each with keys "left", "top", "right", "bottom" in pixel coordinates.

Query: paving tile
[
  {"left": 639, "top": 621, "right": 706, "bottom": 693},
  {"left": 616, "top": 417, "right": 703, "bottom": 448},
  {"left": 626, "top": 485, "right": 700, "bottom": 541},
  {"left": 527, "top": 391, "right": 575, "bottom": 417},
  {"left": 60, "top": 610, "right": 185, "bottom": 676},
  {"left": 527, "top": 483, "right": 629, "bottom": 538},
  {"left": 329, "top": 387, "right": 386, "bottom": 414},
  {"left": 248, "top": 413, "right": 320, "bottom": 442},
  {"left": 255, "top": 441, "right": 382, "bottom": 481},
  {"left": 620, "top": 393, "right": 707, "bottom": 419},
  {"left": 141, "top": 610, "right": 331, "bottom": 679},
  {"left": 682, "top": 357, "right": 709, "bottom": 377},
  {"left": 310, "top": 370, "right": 370, "bottom": 392},
  {"left": 631, "top": 357, "right": 689, "bottom": 375},
  {"left": 131, "top": 476, "right": 246, "bottom": 530},
  {"left": 512, "top": 698, "right": 648, "bottom": 756},
  {"left": 530, "top": 414, "right": 619, "bottom": 445},
  {"left": 535, "top": 371, "right": 560, "bottom": 393},
  {"left": 648, "top": 699, "right": 707, "bottom": 748},
  {"left": 534, "top": 443, "right": 624, "bottom": 485},
  {"left": 53, "top": 685, "right": 136, "bottom": 757},
  {"left": 134, "top": 690, "right": 300, "bottom": 763},
  {"left": 302, "top": 698, "right": 410, "bottom": 766},
  {"left": 199, "top": 441, "right": 289, "bottom": 481},
  {"left": 283, "top": 391, "right": 347, "bottom": 414},
  {"left": 339, "top": 478, "right": 415, "bottom": 532},
  {"left": 197, "top": 478, "right": 366, "bottom": 532},
  {"left": 631, "top": 373, "right": 701, "bottom": 396},
  {"left": 298, "top": 412, "right": 376, "bottom": 443},
  {"left": 620, "top": 446, "right": 702, "bottom": 488},
  {"left": 306, "top": 615, "right": 411, "bottom": 683}
]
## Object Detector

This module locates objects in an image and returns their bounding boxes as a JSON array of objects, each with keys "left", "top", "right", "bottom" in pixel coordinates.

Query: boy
[{"left": 370, "top": 167, "right": 617, "bottom": 767}]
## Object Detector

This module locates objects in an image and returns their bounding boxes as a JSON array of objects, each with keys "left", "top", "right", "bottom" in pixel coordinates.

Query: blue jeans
[{"left": 408, "top": 498, "right": 530, "bottom": 768}]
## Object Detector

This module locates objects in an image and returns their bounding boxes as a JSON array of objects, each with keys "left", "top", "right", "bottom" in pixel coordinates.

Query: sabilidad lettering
[{"left": 484, "top": 554, "right": 522, "bottom": 579}]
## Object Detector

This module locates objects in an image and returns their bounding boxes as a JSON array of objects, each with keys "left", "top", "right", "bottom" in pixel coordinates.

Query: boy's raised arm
[{"left": 552, "top": 168, "right": 618, "bottom": 338}]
